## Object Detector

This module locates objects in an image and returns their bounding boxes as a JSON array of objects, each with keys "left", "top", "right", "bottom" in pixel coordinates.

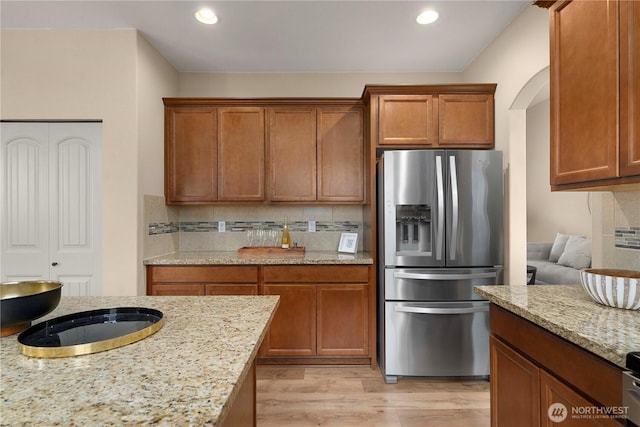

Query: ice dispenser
[{"left": 396, "top": 205, "right": 432, "bottom": 255}]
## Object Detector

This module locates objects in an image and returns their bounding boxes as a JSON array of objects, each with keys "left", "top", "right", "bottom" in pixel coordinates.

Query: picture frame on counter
[{"left": 338, "top": 233, "right": 358, "bottom": 254}]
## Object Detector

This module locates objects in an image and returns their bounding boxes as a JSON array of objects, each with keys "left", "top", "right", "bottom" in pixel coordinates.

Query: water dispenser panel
[{"left": 396, "top": 205, "right": 432, "bottom": 255}]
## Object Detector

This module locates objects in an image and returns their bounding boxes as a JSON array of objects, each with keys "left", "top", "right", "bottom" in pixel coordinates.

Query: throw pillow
[
  {"left": 549, "top": 233, "right": 570, "bottom": 262},
  {"left": 558, "top": 236, "right": 592, "bottom": 270}
]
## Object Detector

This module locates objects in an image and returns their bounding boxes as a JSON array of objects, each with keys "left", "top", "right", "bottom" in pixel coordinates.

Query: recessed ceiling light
[
  {"left": 416, "top": 10, "right": 439, "bottom": 25},
  {"left": 195, "top": 8, "right": 218, "bottom": 25}
]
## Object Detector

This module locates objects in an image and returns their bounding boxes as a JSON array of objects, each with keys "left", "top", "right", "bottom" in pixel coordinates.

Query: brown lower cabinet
[
  {"left": 490, "top": 305, "right": 622, "bottom": 427},
  {"left": 146, "top": 264, "right": 374, "bottom": 366},
  {"left": 259, "top": 265, "right": 370, "bottom": 363}
]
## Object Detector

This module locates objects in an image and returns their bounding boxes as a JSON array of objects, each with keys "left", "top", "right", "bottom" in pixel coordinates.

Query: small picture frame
[{"left": 338, "top": 232, "right": 358, "bottom": 254}]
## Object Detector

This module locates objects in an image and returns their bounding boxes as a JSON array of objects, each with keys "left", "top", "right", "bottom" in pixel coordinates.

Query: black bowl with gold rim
[{"left": 0, "top": 281, "right": 63, "bottom": 337}]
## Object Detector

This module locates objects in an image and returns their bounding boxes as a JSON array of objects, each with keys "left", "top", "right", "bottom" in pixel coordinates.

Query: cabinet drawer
[
  {"left": 263, "top": 265, "right": 369, "bottom": 283},
  {"left": 149, "top": 266, "right": 258, "bottom": 283}
]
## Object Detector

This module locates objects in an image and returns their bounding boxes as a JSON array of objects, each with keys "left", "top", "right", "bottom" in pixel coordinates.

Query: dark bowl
[{"left": 1, "top": 281, "right": 63, "bottom": 336}]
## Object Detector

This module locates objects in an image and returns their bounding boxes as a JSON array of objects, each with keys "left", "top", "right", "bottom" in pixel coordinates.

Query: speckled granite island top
[
  {"left": 144, "top": 250, "right": 374, "bottom": 265},
  {"left": 0, "top": 295, "right": 279, "bottom": 426},
  {"left": 475, "top": 285, "right": 639, "bottom": 368}
]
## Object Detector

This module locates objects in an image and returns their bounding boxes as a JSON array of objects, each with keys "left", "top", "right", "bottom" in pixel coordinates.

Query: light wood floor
[{"left": 256, "top": 365, "right": 490, "bottom": 427}]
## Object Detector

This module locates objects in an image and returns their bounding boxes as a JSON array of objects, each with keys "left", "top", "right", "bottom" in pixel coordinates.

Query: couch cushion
[
  {"left": 549, "top": 233, "right": 571, "bottom": 262},
  {"left": 557, "top": 236, "right": 591, "bottom": 270},
  {"left": 527, "top": 260, "right": 582, "bottom": 285}
]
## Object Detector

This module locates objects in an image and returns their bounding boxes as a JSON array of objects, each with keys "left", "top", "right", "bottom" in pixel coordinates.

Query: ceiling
[{"left": 0, "top": 0, "right": 531, "bottom": 73}]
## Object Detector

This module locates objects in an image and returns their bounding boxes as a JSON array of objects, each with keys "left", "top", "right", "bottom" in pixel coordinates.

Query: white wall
[
  {"left": 463, "top": 5, "right": 550, "bottom": 284},
  {"left": 179, "top": 72, "right": 463, "bottom": 97},
  {"left": 526, "top": 99, "right": 592, "bottom": 242},
  {"left": 136, "top": 35, "right": 180, "bottom": 294},
  {"left": 1, "top": 29, "right": 178, "bottom": 295}
]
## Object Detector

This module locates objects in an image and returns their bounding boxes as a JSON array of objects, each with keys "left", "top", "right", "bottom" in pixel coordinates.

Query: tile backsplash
[
  {"left": 600, "top": 190, "right": 640, "bottom": 271},
  {"left": 144, "top": 195, "right": 364, "bottom": 254}
]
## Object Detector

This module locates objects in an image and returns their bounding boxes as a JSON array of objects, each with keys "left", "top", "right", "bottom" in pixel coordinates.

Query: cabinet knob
[{"left": 52, "top": 262, "right": 59, "bottom": 267}]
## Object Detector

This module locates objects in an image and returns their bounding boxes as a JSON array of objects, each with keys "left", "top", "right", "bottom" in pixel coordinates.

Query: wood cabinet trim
[
  {"left": 362, "top": 84, "right": 497, "bottom": 99},
  {"left": 164, "top": 98, "right": 363, "bottom": 107}
]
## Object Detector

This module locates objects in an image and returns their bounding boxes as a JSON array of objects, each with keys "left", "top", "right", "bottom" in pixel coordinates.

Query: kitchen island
[
  {"left": 475, "top": 284, "right": 638, "bottom": 426},
  {"left": 0, "top": 295, "right": 279, "bottom": 426}
]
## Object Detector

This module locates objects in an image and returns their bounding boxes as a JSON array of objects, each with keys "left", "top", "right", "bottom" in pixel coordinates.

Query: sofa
[{"left": 527, "top": 233, "right": 592, "bottom": 285}]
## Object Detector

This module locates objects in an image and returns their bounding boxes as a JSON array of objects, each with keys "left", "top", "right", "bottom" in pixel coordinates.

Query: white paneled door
[{"left": 1, "top": 122, "right": 103, "bottom": 296}]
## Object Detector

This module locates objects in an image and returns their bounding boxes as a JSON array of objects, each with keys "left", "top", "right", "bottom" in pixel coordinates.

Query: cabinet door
[
  {"left": 150, "top": 284, "right": 205, "bottom": 296},
  {"left": 550, "top": 0, "right": 619, "bottom": 185},
  {"left": 540, "top": 370, "right": 619, "bottom": 427},
  {"left": 317, "top": 106, "right": 364, "bottom": 202},
  {"left": 218, "top": 107, "right": 265, "bottom": 201},
  {"left": 378, "top": 95, "right": 438, "bottom": 146},
  {"left": 165, "top": 106, "right": 217, "bottom": 203},
  {"left": 490, "top": 336, "right": 540, "bottom": 427},
  {"left": 261, "top": 284, "right": 316, "bottom": 356},
  {"left": 316, "top": 284, "right": 368, "bottom": 356},
  {"left": 268, "top": 107, "right": 317, "bottom": 201},
  {"left": 205, "top": 284, "right": 258, "bottom": 295},
  {"left": 620, "top": 1, "right": 640, "bottom": 177},
  {"left": 438, "top": 94, "right": 494, "bottom": 147}
]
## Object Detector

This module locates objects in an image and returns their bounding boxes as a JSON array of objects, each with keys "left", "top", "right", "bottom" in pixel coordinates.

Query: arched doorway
[{"left": 506, "top": 66, "right": 549, "bottom": 286}]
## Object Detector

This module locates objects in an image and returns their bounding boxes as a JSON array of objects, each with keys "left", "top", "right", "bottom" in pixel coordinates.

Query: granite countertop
[
  {"left": 144, "top": 250, "right": 374, "bottom": 265},
  {"left": 0, "top": 295, "right": 279, "bottom": 426},
  {"left": 475, "top": 285, "right": 639, "bottom": 369}
]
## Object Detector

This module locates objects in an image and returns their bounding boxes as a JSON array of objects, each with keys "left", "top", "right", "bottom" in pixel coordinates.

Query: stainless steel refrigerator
[{"left": 377, "top": 149, "right": 503, "bottom": 383}]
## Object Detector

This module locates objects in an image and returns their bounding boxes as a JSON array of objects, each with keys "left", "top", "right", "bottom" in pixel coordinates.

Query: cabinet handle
[{"left": 51, "top": 262, "right": 59, "bottom": 267}]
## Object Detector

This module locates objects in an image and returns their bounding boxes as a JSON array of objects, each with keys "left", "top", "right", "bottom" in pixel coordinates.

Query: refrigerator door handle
[
  {"left": 393, "top": 304, "right": 489, "bottom": 315},
  {"left": 435, "top": 155, "right": 444, "bottom": 261},
  {"left": 393, "top": 271, "right": 499, "bottom": 281},
  {"left": 449, "top": 155, "right": 459, "bottom": 261}
]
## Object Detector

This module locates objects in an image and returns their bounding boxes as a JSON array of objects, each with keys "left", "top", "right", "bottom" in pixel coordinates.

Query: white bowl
[{"left": 580, "top": 269, "right": 640, "bottom": 310}]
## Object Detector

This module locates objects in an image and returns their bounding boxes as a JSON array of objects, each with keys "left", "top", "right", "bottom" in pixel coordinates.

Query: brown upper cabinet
[
  {"left": 218, "top": 107, "right": 265, "bottom": 201},
  {"left": 363, "top": 85, "right": 496, "bottom": 150},
  {"left": 165, "top": 105, "right": 218, "bottom": 203},
  {"left": 378, "top": 95, "right": 438, "bottom": 146},
  {"left": 164, "top": 99, "right": 364, "bottom": 205},
  {"left": 267, "top": 107, "right": 318, "bottom": 202},
  {"left": 545, "top": 0, "right": 640, "bottom": 190},
  {"left": 267, "top": 104, "right": 365, "bottom": 203},
  {"left": 317, "top": 106, "right": 364, "bottom": 202},
  {"left": 164, "top": 102, "right": 265, "bottom": 204}
]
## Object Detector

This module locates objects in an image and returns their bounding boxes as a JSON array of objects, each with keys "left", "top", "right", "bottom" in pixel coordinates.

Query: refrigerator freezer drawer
[{"left": 383, "top": 301, "right": 489, "bottom": 382}]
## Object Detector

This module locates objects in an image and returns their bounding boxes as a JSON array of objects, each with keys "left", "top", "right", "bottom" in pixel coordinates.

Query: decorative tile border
[
  {"left": 615, "top": 227, "right": 640, "bottom": 250},
  {"left": 148, "top": 222, "right": 180, "bottom": 235},
  {"left": 149, "top": 221, "right": 360, "bottom": 235}
]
